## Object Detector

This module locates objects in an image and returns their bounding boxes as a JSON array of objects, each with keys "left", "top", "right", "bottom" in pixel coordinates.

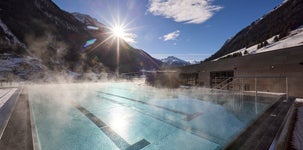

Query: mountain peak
[
  {"left": 71, "top": 12, "right": 106, "bottom": 29},
  {"left": 167, "top": 56, "right": 179, "bottom": 59},
  {"left": 160, "top": 56, "right": 190, "bottom": 67}
]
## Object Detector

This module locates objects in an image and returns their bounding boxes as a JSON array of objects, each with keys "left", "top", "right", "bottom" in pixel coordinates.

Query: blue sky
[{"left": 53, "top": 0, "right": 284, "bottom": 61}]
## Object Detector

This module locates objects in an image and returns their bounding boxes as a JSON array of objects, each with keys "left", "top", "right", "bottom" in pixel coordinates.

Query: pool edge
[
  {"left": 28, "top": 87, "right": 41, "bottom": 150},
  {"left": 223, "top": 95, "right": 295, "bottom": 150}
]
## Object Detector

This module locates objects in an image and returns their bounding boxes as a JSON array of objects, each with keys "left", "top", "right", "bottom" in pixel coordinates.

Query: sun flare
[{"left": 111, "top": 26, "right": 126, "bottom": 38}]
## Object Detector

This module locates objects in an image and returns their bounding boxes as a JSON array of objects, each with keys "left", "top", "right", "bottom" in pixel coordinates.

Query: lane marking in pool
[
  {"left": 73, "top": 103, "right": 150, "bottom": 150},
  {"left": 96, "top": 95, "right": 225, "bottom": 145},
  {"left": 97, "top": 91, "right": 202, "bottom": 121}
]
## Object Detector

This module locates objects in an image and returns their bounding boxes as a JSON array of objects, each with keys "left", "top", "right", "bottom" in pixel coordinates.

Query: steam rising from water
[{"left": 26, "top": 79, "right": 280, "bottom": 149}]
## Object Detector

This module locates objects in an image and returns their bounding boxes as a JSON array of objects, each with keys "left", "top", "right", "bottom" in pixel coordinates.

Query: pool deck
[
  {"left": 288, "top": 99, "right": 303, "bottom": 150},
  {"left": 0, "top": 87, "right": 33, "bottom": 150}
]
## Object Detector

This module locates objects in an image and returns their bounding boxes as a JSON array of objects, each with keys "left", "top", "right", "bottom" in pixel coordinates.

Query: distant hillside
[
  {"left": 0, "top": 0, "right": 161, "bottom": 80},
  {"left": 206, "top": 0, "right": 303, "bottom": 61}
]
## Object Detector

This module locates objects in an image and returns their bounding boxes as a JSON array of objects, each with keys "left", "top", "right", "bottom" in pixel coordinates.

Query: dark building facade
[{"left": 177, "top": 45, "right": 303, "bottom": 97}]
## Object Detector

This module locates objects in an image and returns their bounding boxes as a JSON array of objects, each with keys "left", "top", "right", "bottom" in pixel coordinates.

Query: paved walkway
[
  {"left": 0, "top": 88, "right": 19, "bottom": 139},
  {"left": 0, "top": 88, "right": 33, "bottom": 150}
]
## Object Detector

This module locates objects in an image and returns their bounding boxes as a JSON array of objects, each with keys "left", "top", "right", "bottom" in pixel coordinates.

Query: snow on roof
[{"left": 296, "top": 98, "right": 303, "bottom": 103}]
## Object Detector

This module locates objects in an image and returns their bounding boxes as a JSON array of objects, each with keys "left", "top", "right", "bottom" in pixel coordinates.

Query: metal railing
[
  {"left": 0, "top": 80, "right": 24, "bottom": 88},
  {"left": 212, "top": 76, "right": 289, "bottom": 100}
]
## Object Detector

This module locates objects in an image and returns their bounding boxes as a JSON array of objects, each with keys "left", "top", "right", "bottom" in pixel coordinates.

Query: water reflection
[{"left": 107, "top": 107, "right": 131, "bottom": 140}]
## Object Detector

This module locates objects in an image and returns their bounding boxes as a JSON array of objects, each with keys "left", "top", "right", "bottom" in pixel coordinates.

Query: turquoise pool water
[{"left": 28, "top": 82, "right": 275, "bottom": 150}]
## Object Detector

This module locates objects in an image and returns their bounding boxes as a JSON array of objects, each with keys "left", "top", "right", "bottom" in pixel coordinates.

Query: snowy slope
[
  {"left": 72, "top": 12, "right": 106, "bottom": 29},
  {"left": 214, "top": 26, "right": 303, "bottom": 61},
  {"left": 0, "top": 54, "right": 47, "bottom": 80},
  {"left": 0, "top": 18, "right": 26, "bottom": 49}
]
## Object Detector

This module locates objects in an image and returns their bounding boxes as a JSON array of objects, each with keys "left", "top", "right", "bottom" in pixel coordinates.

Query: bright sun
[
  {"left": 111, "top": 26, "right": 126, "bottom": 38},
  {"left": 107, "top": 22, "right": 136, "bottom": 44}
]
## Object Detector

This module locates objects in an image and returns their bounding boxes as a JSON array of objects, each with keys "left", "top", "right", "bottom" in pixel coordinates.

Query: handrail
[
  {"left": 219, "top": 78, "right": 236, "bottom": 90},
  {"left": 213, "top": 77, "right": 233, "bottom": 89}
]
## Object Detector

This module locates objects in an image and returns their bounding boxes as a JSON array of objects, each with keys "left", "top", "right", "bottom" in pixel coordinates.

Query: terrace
[{"left": 0, "top": 81, "right": 301, "bottom": 150}]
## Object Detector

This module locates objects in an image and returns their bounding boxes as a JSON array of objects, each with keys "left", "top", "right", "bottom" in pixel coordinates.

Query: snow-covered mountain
[
  {"left": 160, "top": 56, "right": 191, "bottom": 67},
  {"left": 188, "top": 60, "right": 200, "bottom": 65},
  {"left": 71, "top": 12, "right": 106, "bottom": 30},
  {"left": 214, "top": 26, "right": 303, "bottom": 61},
  {"left": 0, "top": 0, "right": 161, "bottom": 80},
  {"left": 0, "top": 54, "right": 46, "bottom": 80},
  {"left": 206, "top": 0, "right": 303, "bottom": 61}
]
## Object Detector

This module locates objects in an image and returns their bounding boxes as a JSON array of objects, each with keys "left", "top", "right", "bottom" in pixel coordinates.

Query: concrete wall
[{"left": 179, "top": 45, "right": 303, "bottom": 97}]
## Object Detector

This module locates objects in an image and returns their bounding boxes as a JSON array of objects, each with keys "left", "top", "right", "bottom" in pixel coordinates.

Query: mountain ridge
[
  {"left": 205, "top": 0, "right": 303, "bottom": 61},
  {"left": 0, "top": 0, "right": 161, "bottom": 80},
  {"left": 160, "top": 56, "right": 199, "bottom": 68}
]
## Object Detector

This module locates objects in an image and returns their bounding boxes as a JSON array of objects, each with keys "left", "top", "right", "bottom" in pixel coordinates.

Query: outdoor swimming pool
[{"left": 28, "top": 81, "right": 278, "bottom": 150}]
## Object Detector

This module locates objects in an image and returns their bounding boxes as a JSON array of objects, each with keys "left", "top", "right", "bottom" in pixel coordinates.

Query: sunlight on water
[{"left": 108, "top": 107, "right": 131, "bottom": 139}]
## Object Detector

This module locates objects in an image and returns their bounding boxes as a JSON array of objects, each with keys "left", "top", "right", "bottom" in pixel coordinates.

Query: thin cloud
[
  {"left": 124, "top": 33, "right": 137, "bottom": 44},
  {"left": 148, "top": 0, "right": 222, "bottom": 24},
  {"left": 160, "top": 30, "right": 180, "bottom": 41}
]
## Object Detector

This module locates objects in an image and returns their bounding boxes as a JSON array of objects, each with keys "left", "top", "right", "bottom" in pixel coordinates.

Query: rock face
[
  {"left": 206, "top": 0, "right": 303, "bottom": 61},
  {"left": 0, "top": 0, "right": 161, "bottom": 80}
]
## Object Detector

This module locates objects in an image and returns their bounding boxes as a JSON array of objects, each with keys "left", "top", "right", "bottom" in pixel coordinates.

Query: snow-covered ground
[
  {"left": 0, "top": 54, "right": 46, "bottom": 80},
  {"left": 214, "top": 26, "right": 303, "bottom": 61},
  {"left": 296, "top": 98, "right": 303, "bottom": 104},
  {"left": 0, "top": 53, "right": 112, "bottom": 82},
  {"left": 244, "top": 91, "right": 286, "bottom": 96}
]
